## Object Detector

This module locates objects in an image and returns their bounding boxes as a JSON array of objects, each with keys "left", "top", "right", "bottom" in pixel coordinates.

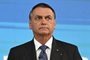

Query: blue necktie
[{"left": 39, "top": 45, "right": 48, "bottom": 60}]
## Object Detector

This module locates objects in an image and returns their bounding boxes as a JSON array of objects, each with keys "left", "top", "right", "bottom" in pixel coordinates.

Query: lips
[{"left": 39, "top": 27, "right": 48, "bottom": 30}]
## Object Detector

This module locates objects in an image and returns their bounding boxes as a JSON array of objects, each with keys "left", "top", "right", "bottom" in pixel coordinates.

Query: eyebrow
[
  {"left": 45, "top": 15, "right": 52, "bottom": 17},
  {"left": 34, "top": 15, "right": 52, "bottom": 17}
]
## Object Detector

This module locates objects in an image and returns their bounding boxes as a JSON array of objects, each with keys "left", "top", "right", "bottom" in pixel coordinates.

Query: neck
[{"left": 34, "top": 34, "right": 52, "bottom": 45}]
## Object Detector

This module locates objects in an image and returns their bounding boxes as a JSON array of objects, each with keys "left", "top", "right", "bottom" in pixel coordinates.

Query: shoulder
[
  {"left": 8, "top": 40, "right": 35, "bottom": 59},
  {"left": 54, "top": 38, "right": 78, "bottom": 50},
  {"left": 57, "top": 39, "right": 76, "bottom": 46},
  {"left": 54, "top": 39, "right": 79, "bottom": 55},
  {"left": 53, "top": 38, "right": 82, "bottom": 60},
  {"left": 9, "top": 40, "right": 34, "bottom": 52}
]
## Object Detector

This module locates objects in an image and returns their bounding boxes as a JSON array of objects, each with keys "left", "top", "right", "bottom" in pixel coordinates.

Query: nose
[{"left": 41, "top": 18, "right": 47, "bottom": 25}]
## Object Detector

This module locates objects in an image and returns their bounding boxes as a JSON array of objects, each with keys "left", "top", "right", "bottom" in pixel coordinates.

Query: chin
[{"left": 39, "top": 32, "right": 49, "bottom": 35}]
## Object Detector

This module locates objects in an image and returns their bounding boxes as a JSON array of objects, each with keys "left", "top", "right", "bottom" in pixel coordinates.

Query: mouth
[{"left": 39, "top": 27, "right": 48, "bottom": 30}]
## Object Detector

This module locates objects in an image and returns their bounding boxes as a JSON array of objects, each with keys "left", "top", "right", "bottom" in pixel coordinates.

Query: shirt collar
[{"left": 34, "top": 36, "right": 53, "bottom": 51}]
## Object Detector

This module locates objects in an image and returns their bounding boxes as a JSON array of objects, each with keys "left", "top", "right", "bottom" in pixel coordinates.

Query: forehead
[{"left": 32, "top": 7, "right": 54, "bottom": 16}]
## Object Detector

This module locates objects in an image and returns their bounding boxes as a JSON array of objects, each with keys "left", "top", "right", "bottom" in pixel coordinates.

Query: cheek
[
  {"left": 53, "top": 21, "right": 56, "bottom": 28},
  {"left": 32, "top": 24, "right": 39, "bottom": 30},
  {"left": 49, "top": 25, "right": 54, "bottom": 31},
  {"left": 29, "top": 23, "right": 34, "bottom": 29},
  {"left": 50, "top": 22, "right": 56, "bottom": 28},
  {"left": 30, "top": 22, "right": 38, "bottom": 28}
]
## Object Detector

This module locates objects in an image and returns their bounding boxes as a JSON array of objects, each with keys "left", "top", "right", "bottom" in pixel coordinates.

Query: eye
[
  {"left": 35, "top": 16, "right": 42, "bottom": 20},
  {"left": 45, "top": 16, "right": 52, "bottom": 20}
]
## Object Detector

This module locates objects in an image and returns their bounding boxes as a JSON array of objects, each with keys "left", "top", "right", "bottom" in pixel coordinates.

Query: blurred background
[{"left": 0, "top": 0, "right": 90, "bottom": 60}]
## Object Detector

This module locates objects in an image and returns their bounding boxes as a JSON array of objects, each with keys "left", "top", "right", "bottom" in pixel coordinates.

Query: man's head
[
  {"left": 29, "top": 3, "right": 56, "bottom": 20},
  {"left": 29, "top": 3, "right": 56, "bottom": 36}
]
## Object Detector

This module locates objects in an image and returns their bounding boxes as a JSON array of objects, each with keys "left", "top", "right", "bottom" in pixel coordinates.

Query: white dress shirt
[{"left": 34, "top": 37, "right": 53, "bottom": 60}]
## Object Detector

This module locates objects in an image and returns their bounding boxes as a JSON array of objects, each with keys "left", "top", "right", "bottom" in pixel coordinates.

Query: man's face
[{"left": 29, "top": 7, "right": 56, "bottom": 35}]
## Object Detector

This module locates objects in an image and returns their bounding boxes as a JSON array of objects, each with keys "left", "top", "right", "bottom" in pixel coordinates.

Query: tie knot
[{"left": 39, "top": 45, "right": 48, "bottom": 51}]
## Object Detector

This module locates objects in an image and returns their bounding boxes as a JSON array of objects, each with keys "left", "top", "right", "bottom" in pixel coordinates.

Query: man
[{"left": 8, "top": 3, "right": 82, "bottom": 60}]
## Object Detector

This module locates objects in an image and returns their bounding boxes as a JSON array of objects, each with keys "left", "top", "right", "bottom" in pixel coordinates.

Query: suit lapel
[
  {"left": 26, "top": 40, "right": 37, "bottom": 60},
  {"left": 50, "top": 38, "right": 63, "bottom": 60}
]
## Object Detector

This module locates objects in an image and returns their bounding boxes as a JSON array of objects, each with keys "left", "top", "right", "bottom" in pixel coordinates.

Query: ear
[{"left": 29, "top": 22, "right": 32, "bottom": 29}]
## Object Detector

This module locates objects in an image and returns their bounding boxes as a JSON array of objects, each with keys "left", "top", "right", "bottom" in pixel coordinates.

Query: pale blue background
[{"left": 0, "top": 0, "right": 90, "bottom": 60}]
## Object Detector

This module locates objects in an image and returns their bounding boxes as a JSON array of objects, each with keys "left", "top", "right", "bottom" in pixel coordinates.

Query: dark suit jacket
[{"left": 8, "top": 37, "right": 82, "bottom": 60}]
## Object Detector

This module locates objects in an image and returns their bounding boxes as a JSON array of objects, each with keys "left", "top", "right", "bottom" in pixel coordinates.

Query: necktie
[{"left": 39, "top": 45, "right": 48, "bottom": 60}]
